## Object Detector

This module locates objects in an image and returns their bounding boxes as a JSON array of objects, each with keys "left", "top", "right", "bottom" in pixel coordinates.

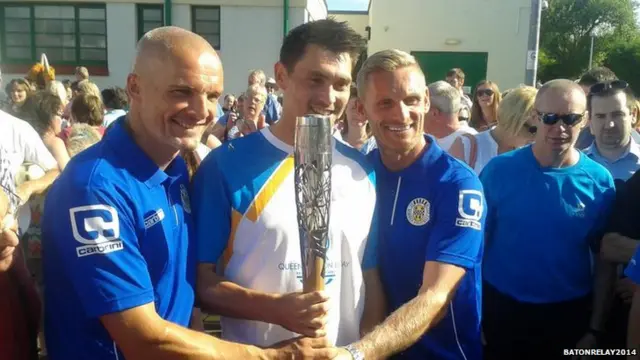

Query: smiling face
[
  {"left": 359, "top": 65, "right": 429, "bottom": 155},
  {"left": 128, "top": 50, "right": 223, "bottom": 153},
  {"left": 276, "top": 44, "right": 353, "bottom": 126},
  {"left": 476, "top": 84, "right": 495, "bottom": 107}
]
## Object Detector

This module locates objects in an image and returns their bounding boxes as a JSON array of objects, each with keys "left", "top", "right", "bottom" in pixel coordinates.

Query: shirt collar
[
  {"left": 105, "top": 117, "right": 181, "bottom": 188},
  {"left": 374, "top": 134, "right": 443, "bottom": 176},
  {"left": 585, "top": 138, "right": 640, "bottom": 163}
]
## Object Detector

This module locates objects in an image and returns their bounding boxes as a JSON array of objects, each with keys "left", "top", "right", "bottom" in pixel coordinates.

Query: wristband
[{"left": 344, "top": 344, "right": 364, "bottom": 360}]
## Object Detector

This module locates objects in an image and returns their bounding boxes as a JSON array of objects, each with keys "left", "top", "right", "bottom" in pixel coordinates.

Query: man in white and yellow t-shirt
[{"left": 192, "top": 19, "right": 384, "bottom": 349}]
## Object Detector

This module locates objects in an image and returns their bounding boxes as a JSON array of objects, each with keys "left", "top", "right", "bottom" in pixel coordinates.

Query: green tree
[
  {"left": 538, "top": 0, "right": 637, "bottom": 81},
  {"left": 603, "top": 37, "right": 640, "bottom": 93}
]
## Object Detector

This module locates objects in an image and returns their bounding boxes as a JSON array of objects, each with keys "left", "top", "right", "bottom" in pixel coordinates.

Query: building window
[
  {"left": 0, "top": 4, "right": 107, "bottom": 66},
  {"left": 191, "top": 6, "right": 220, "bottom": 50},
  {"left": 137, "top": 4, "right": 164, "bottom": 40}
]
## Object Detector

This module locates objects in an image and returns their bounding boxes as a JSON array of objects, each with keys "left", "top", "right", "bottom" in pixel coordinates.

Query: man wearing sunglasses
[{"left": 480, "top": 79, "right": 616, "bottom": 359}]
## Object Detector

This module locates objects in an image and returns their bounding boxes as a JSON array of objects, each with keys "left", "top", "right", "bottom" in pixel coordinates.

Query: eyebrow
[{"left": 309, "top": 70, "right": 351, "bottom": 83}]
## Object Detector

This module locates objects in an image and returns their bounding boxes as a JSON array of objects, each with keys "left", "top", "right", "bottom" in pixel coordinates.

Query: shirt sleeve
[
  {"left": 606, "top": 174, "right": 640, "bottom": 237},
  {"left": 191, "top": 153, "right": 231, "bottom": 265},
  {"left": 479, "top": 163, "right": 496, "bottom": 247},
  {"left": 625, "top": 248, "right": 640, "bottom": 284},
  {"left": 425, "top": 175, "right": 485, "bottom": 269},
  {"left": 362, "top": 198, "right": 378, "bottom": 271},
  {"left": 17, "top": 120, "right": 58, "bottom": 171},
  {"left": 48, "top": 185, "right": 154, "bottom": 318},
  {"left": 589, "top": 175, "right": 617, "bottom": 253}
]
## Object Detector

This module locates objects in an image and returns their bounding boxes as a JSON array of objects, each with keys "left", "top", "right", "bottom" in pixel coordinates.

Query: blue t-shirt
[
  {"left": 370, "top": 135, "right": 485, "bottom": 360},
  {"left": 42, "top": 119, "right": 196, "bottom": 360},
  {"left": 481, "top": 146, "right": 615, "bottom": 303},
  {"left": 625, "top": 248, "right": 640, "bottom": 284}
]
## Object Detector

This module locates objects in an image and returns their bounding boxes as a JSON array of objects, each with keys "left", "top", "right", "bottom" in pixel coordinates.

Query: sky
[{"left": 326, "top": 0, "right": 369, "bottom": 11}]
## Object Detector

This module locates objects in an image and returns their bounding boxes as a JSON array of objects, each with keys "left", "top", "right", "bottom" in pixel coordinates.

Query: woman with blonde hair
[
  {"left": 450, "top": 86, "right": 538, "bottom": 174},
  {"left": 470, "top": 80, "right": 502, "bottom": 131}
]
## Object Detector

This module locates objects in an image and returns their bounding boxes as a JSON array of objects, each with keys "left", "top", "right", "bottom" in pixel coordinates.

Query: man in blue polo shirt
[
  {"left": 480, "top": 79, "right": 616, "bottom": 359},
  {"left": 41, "top": 26, "right": 335, "bottom": 360},
  {"left": 336, "top": 49, "right": 485, "bottom": 360}
]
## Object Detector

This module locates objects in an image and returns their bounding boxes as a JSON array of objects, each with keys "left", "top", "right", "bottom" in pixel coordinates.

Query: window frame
[
  {"left": 0, "top": 2, "right": 108, "bottom": 67},
  {"left": 191, "top": 5, "right": 221, "bottom": 50},
  {"left": 137, "top": 4, "right": 164, "bottom": 41}
]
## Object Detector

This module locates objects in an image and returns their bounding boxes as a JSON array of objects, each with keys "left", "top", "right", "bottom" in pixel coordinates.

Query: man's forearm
[
  {"left": 19, "top": 169, "right": 59, "bottom": 199},
  {"left": 628, "top": 291, "right": 640, "bottom": 359},
  {"left": 197, "top": 269, "right": 280, "bottom": 324},
  {"left": 154, "top": 320, "right": 272, "bottom": 360},
  {"left": 352, "top": 289, "right": 450, "bottom": 360},
  {"left": 590, "top": 258, "right": 617, "bottom": 331},
  {"left": 602, "top": 233, "right": 638, "bottom": 263}
]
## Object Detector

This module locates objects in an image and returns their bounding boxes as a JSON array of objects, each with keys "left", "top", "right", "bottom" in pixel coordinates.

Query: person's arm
[
  {"left": 448, "top": 137, "right": 466, "bottom": 163},
  {"left": 47, "top": 136, "right": 71, "bottom": 170},
  {"left": 628, "top": 287, "right": 640, "bottom": 359},
  {"left": 360, "top": 269, "right": 386, "bottom": 337},
  {"left": 343, "top": 176, "right": 485, "bottom": 359},
  {"left": 16, "top": 168, "right": 59, "bottom": 204},
  {"left": 359, "top": 202, "right": 386, "bottom": 336},
  {"left": 101, "top": 302, "right": 336, "bottom": 360},
  {"left": 602, "top": 232, "right": 639, "bottom": 263},
  {"left": 191, "top": 155, "right": 329, "bottom": 337},
  {"left": 346, "top": 262, "right": 465, "bottom": 359}
]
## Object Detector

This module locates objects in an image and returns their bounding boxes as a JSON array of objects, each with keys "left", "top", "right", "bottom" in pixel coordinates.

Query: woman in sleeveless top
[{"left": 450, "top": 86, "right": 539, "bottom": 174}]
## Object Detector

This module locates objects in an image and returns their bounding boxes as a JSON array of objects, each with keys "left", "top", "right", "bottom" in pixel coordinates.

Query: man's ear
[
  {"left": 356, "top": 96, "right": 367, "bottom": 119},
  {"left": 126, "top": 74, "right": 141, "bottom": 102},
  {"left": 424, "top": 88, "right": 431, "bottom": 114},
  {"left": 274, "top": 62, "right": 288, "bottom": 92}
]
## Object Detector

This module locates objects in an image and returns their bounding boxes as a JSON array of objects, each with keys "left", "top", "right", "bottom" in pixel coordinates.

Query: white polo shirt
[{"left": 0, "top": 109, "right": 58, "bottom": 175}]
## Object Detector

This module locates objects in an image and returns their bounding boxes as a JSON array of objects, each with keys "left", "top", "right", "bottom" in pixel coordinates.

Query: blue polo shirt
[
  {"left": 42, "top": 119, "right": 196, "bottom": 360},
  {"left": 625, "top": 248, "right": 640, "bottom": 284},
  {"left": 481, "top": 146, "right": 615, "bottom": 303},
  {"left": 370, "top": 135, "right": 485, "bottom": 360}
]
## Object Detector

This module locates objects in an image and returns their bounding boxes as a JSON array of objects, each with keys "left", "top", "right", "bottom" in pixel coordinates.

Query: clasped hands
[{"left": 266, "top": 291, "right": 357, "bottom": 360}]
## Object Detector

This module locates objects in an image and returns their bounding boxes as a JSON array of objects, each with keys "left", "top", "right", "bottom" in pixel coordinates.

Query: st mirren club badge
[
  {"left": 180, "top": 184, "right": 191, "bottom": 214},
  {"left": 406, "top": 198, "right": 430, "bottom": 226}
]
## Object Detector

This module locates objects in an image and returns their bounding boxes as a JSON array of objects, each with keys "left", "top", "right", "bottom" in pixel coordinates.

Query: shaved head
[
  {"left": 133, "top": 26, "right": 221, "bottom": 79},
  {"left": 126, "top": 26, "right": 224, "bottom": 166},
  {"left": 535, "top": 79, "right": 586, "bottom": 108}
]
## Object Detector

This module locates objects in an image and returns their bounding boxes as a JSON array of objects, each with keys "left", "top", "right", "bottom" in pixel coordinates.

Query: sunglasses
[
  {"left": 537, "top": 112, "right": 584, "bottom": 126},
  {"left": 589, "top": 80, "right": 629, "bottom": 95},
  {"left": 477, "top": 89, "right": 494, "bottom": 97}
]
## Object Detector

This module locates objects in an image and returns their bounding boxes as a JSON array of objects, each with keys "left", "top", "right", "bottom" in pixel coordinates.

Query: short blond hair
[
  {"left": 497, "top": 86, "right": 538, "bottom": 137},
  {"left": 356, "top": 49, "right": 425, "bottom": 97},
  {"left": 75, "top": 66, "right": 89, "bottom": 80},
  {"left": 77, "top": 80, "right": 101, "bottom": 98},
  {"left": 244, "top": 84, "right": 267, "bottom": 105}
]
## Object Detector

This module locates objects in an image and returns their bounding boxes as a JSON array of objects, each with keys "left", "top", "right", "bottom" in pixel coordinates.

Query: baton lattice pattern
[{"left": 294, "top": 157, "right": 332, "bottom": 278}]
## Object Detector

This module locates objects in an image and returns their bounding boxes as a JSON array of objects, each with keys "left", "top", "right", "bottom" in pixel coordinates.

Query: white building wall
[
  {"left": 306, "top": 0, "right": 327, "bottom": 21},
  {"left": 0, "top": 0, "right": 327, "bottom": 98},
  {"left": 368, "top": 0, "right": 532, "bottom": 90},
  {"left": 328, "top": 12, "right": 370, "bottom": 39}
]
